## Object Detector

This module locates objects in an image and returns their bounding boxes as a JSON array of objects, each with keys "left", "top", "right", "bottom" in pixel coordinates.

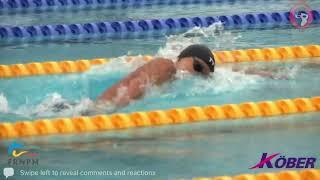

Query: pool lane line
[
  {"left": 0, "top": 44, "right": 319, "bottom": 78},
  {"left": 0, "top": 58, "right": 111, "bottom": 78},
  {"left": 0, "top": 0, "right": 266, "bottom": 14},
  {"left": 1, "top": 10, "right": 319, "bottom": 42},
  {"left": 193, "top": 169, "right": 320, "bottom": 180},
  {"left": 1, "top": 96, "right": 319, "bottom": 139}
]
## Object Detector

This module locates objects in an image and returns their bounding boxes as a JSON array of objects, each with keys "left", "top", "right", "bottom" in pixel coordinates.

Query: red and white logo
[{"left": 290, "top": 1, "right": 313, "bottom": 29}]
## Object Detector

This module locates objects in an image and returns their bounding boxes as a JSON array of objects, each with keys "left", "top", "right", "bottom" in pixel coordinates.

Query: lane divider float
[
  {"left": 1, "top": 96, "right": 319, "bottom": 139},
  {"left": 0, "top": 44, "right": 319, "bottom": 78},
  {"left": 0, "top": 58, "right": 109, "bottom": 78},
  {"left": 1, "top": 10, "right": 319, "bottom": 42},
  {"left": 193, "top": 169, "right": 320, "bottom": 180},
  {"left": 0, "top": 0, "right": 236, "bottom": 13},
  {"left": 0, "top": 0, "right": 294, "bottom": 14}
]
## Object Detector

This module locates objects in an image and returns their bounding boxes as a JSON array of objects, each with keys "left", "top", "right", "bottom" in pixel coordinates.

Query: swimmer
[
  {"left": 295, "top": 11, "right": 309, "bottom": 27},
  {"left": 94, "top": 44, "right": 283, "bottom": 112},
  {"left": 43, "top": 44, "right": 287, "bottom": 115}
]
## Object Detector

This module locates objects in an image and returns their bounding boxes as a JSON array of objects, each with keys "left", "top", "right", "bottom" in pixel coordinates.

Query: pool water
[
  {"left": 3, "top": 0, "right": 319, "bottom": 26},
  {"left": 0, "top": 25, "right": 320, "bottom": 64},
  {"left": 1, "top": 0, "right": 320, "bottom": 65},
  {"left": 0, "top": 114, "right": 319, "bottom": 180},
  {"left": 1, "top": 60, "right": 320, "bottom": 121},
  {"left": 0, "top": 0, "right": 320, "bottom": 179}
]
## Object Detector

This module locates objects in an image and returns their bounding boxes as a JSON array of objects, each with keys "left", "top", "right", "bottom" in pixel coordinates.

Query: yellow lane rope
[
  {"left": 193, "top": 169, "right": 320, "bottom": 180},
  {"left": 0, "top": 44, "right": 319, "bottom": 78},
  {"left": 1, "top": 96, "right": 319, "bottom": 139},
  {"left": 0, "top": 58, "right": 109, "bottom": 78}
]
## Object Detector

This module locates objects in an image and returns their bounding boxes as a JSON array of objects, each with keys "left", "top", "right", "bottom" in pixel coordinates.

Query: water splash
[
  {"left": 0, "top": 24, "right": 307, "bottom": 120},
  {"left": 156, "top": 23, "right": 241, "bottom": 60},
  {"left": 190, "top": 68, "right": 262, "bottom": 96},
  {"left": 13, "top": 93, "right": 94, "bottom": 119},
  {"left": 0, "top": 93, "right": 10, "bottom": 113},
  {"left": 285, "top": 63, "right": 301, "bottom": 79},
  {"left": 87, "top": 23, "right": 240, "bottom": 76},
  {"left": 142, "top": 67, "right": 263, "bottom": 100}
]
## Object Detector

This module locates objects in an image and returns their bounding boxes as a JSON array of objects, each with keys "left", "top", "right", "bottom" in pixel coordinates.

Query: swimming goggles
[{"left": 193, "top": 57, "right": 209, "bottom": 76}]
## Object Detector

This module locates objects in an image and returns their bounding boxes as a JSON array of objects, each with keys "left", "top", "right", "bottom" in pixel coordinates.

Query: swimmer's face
[
  {"left": 176, "top": 57, "right": 211, "bottom": 76},
  {"left": 296, "top": 12, "right": 308, "bottom": 19}
]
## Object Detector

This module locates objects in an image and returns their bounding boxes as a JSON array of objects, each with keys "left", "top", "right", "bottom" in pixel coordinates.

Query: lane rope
[
  {"left": 1, "top": 96, "right": 319, "bottom": 139},
  {"left": 193, "top": 169, "right": 320, "bottom": 180},
  {"left": 0, "top": 0, "right": 291, "bottom": 14},
  {"left": 1, "top": 10, "right": 319, "bottom": 42},
  {"left": 0, "top": 44, "right": 319, "bottom": 78}
]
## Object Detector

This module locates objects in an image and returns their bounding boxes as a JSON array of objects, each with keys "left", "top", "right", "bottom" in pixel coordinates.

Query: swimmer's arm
[
  {"left": 301, "top": 61, "right": 320, "bottom": 68},
  {"left": 232, "top": 66, "right": 288, "bottom": 79},
  {"left": 243, "top": 68, "right": 276, "bottom": 79},
  {"left": 96, "top": 58, "right": 176, "bottom": 107}
]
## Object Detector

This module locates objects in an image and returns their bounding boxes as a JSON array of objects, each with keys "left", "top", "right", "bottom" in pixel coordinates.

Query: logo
[
  {"left": 250, "top": 153, "right": 317, "bottom": 169},
  {"left": 8, "top": 142, "right": 39, "bottom": 157},
  {"left": 7, "top": 142, "right": 40, "bottom": 166},
  {"left": 209, "top": 57, "right": 215, "bottom": 66},
  {"left": 290, "top": 1, "right": 313, "bottom": 29}
]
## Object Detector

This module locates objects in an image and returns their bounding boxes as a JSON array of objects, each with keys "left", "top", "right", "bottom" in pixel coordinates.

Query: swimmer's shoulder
[
  {"left": 139, "top": 57, "right": 176, "bottom": 83},
  {"left": 151, "top": 57, "right": 176, "bottom": 73}
]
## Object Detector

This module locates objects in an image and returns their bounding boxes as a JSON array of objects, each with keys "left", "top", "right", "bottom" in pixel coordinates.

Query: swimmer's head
[
  {"left": 176, "top": 44, "right": 215, "bottom": 76},
  {"left": 295, "top": 11, "right": 309, "bottom": 21}
]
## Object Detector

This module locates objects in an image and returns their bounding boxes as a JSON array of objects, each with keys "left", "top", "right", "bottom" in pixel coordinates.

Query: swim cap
[{"left": 178, "top": 44, "right": 215, "bottom": 72}]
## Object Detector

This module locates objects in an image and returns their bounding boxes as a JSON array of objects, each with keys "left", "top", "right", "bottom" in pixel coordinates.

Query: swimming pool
[{"left": 0, "top": 0, "right": 320, "bottom": 179}]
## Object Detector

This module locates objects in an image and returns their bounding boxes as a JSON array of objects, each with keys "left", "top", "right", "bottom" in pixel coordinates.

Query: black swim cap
[{"left": 178, "top": 44, "right": 215, "bottom": 72}]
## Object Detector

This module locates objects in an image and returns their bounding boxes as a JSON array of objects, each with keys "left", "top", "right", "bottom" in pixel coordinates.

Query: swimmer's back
[
  {"left": 144, "top": 58, "right": 176, "bottom": 84},
  {"left": 96, "top": 58, "right": 176, "bottom": 107}
]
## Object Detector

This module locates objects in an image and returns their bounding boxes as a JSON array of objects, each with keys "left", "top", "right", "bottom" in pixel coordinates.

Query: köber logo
[
  {"left": 249, "top": 153, "right": 317, "bottom": 169},
  {"left": 289, "top": 0, "right": 313, "bottom": 29}
]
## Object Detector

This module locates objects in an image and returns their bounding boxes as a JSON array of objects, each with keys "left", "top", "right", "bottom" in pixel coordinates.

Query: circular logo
[{"left": 290, "top": 2, "right": 313, "bottom": 29}]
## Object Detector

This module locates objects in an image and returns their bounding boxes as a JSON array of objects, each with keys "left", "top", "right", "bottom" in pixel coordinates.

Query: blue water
[
  {"left": 0, "top": 114, "right": 319, "bottom": 180},
  {"left": 1, "top": 0, "right": 320, "bottom": 26},
  {"left": 1, "top": 60, "right": 320, "bottom": 121},
  {"left": 0, "top": 0, "right": 320, "bottom": 179},
  {"left": 1, "top": 0, "right": 320, "bottom": 65}
]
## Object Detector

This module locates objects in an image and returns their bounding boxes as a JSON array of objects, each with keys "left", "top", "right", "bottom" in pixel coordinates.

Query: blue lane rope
[
  {"left": 0, "top": 0, "right": 277, "bottom": 13},
  {"left": 0, "top": 10, "right": 319, "bottom": 43}
]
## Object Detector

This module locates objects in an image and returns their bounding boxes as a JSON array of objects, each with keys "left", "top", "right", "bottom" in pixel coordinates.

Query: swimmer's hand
[
  {"left": 232, "top": 66, "right": 289, "bottom": 80},
  {"left": 80, "top": 101, "right": 117, "bottom": 116},
  {"left": 245, "top": 69, "right": 289, "bottom": 80}
]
